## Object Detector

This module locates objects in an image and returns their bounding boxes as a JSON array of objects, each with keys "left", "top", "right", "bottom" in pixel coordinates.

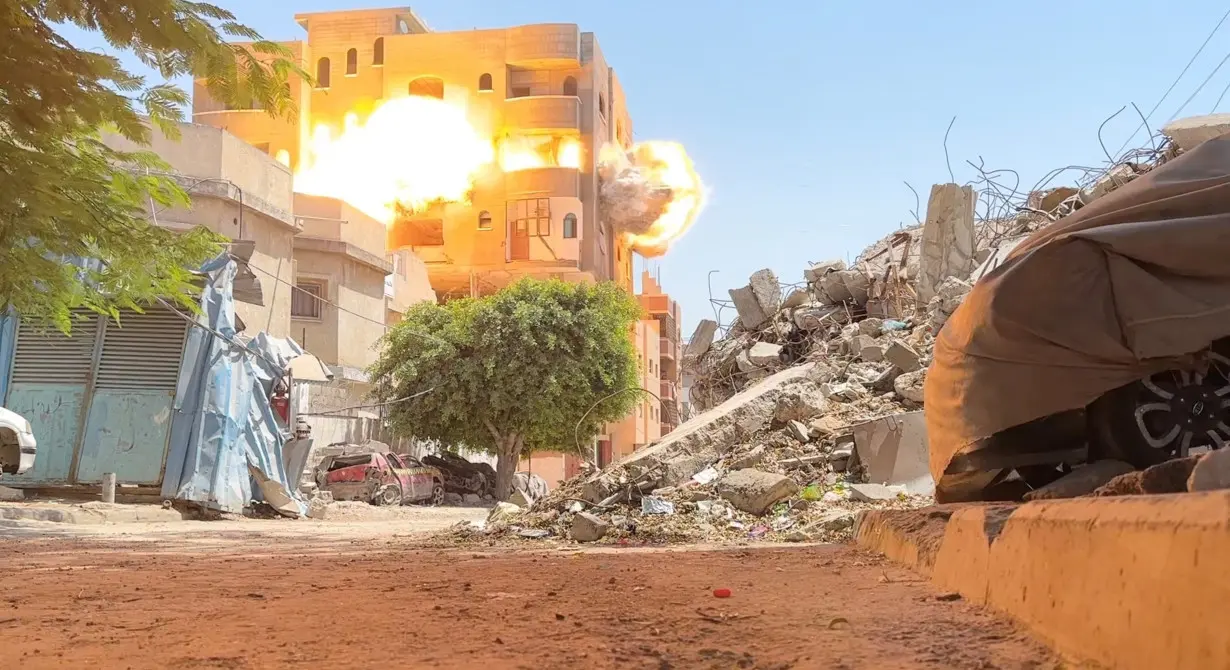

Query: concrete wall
[
  {"left": 290, "top": 248, "right": 387, "bottom": 371},
  {"left": 102, "top": 122, "right": 298, "bottom": 339},
  {"left": 609, "top": 318, "right": 662, "bottom": 459}
]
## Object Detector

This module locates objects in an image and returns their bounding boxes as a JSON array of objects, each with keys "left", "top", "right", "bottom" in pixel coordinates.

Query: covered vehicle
[
  {"left": 316, "top": 452, "right": 445, "bottom": 506},
  {"left": 422, "top": 452, "right": 497, "bottom": 497},
  {"left": 927, "top": 134, "right": 1230, "bottom": 502},
  {"left": 0, "top": 407, "right": 36, "bottom": 476}
]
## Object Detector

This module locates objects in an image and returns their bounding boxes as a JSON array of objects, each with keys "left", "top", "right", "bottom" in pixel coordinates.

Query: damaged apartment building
[{"left": 193, "top": 5, "right": 687, "bottom": 485}]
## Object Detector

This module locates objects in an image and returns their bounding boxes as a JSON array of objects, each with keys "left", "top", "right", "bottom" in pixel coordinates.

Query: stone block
[
  {"left": 1162, "top": 113, "right": 1230, "bottom": 152},
  {"left": 781, "top": 289, "right": 810, "bottom": 310},
  {"left": 728, "top": 445, "right": 767, "bottom": 470},
  {"left": 729, "top": 285, "right": 770, "bottom": 330},
  {"left": 821, "top": 272, "right": 852, "bottom": 303},
  {"left": 686, "top": 319, "right": 718, "bottom": 358},
  {"left": 794, "top": 304, "right": 848, "bottom": 331},
  {"left": 787, "top": 420, "right": 811, "bottom": 443},
  {"left": 893, "top": 369, "right": 926, "bottom": 403},
  {"left": 918, "top": 183, "right": 977, "bottom": 303},
  {"left": 885, "top": 341, "right": 921, "bottom": 372},
  {"left": 749, "top": 268, "right": 781, "bottom": 316},
  {"left": 804, "top": 259, "right": 846, "bottom": 284},
  {"left": 570, "top": 512, "right": 609, "bottom": 542},
  {"left": 1189, "top": 448, "right": 1230, "bottom": 492},
  {"left": 746, "top": 341, "right": 783, "bottom": 367},
  {"left": 851, "top": 411, "right": 933, "bottom": 496},
  {"left": 839, "top": 269, "right": 871, "bottom": 304},
  {"left": 1024, "top": 460, "right": 1135, "bottom": 501},
  {"left": 849, "top": 482, "right": 901, "bottom": 501},
  {"left": 716, "top": 469, "right": 799, "bottom": 515}
]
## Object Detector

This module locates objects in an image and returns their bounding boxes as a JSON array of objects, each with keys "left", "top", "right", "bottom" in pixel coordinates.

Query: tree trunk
[{"left": 493, "top": 437, "right": 520, "bottom": 502}]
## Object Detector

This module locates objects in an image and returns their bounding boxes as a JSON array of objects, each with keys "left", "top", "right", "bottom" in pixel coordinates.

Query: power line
[
  {"left": 1115, "top": 7, "right": 1230, "bottom": 156},
  {"left": 1168, "top": 50, "right": 1230, "bottom": 123},
  {"left": 243, "top": 258, "right": 448, "bottom": 345}
]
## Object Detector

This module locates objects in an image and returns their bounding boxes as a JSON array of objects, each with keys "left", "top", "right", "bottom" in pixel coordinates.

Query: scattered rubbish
[
  {"left": 640, "top": 496, "right": 676, "bottom": 515},
  {"left": 517, "top": 528, "right": 550, "bottom": 539},
  {"left": 712, "top": 588, "right": 732, "bottom": 598},
  {"left": 691, "top": 467, "right": 720, "bottom": 485}
]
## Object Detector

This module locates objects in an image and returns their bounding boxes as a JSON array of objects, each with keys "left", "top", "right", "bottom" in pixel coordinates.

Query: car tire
[
  {"left": 1088, "top": 344, "right": 1230, "bottom": 467},
  {"left": 374, "top": 484, "right": 402, "bottom": 506},
  {"left": 430, "top": 482, "right": 445, "bottom": 506}
]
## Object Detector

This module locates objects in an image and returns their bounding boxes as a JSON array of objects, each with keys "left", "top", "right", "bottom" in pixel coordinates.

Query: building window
[
  {"left": 346, "top": 49, "right": 358, "bottom": 76},
  {"left": 563, "top": 213, "right": 577, "bottom": 239},
  {"left": 315, "top": 58, "right": 331, "bottom": 89},
  {"left": 373, "top": 38, "right": 384, "bottom": 66},
  {"left": 292, "top": 281, "right": 324, "bottom": 319},
  {"left": 563, "top": 76, "right": 578, "bottom": 96},
  {"left": 478, "top": 210, "right": 492, "bottom": 230},
  {"left": 509, "top": 198, "right": 550, "bottom": 238},
  {"left": 478, "top": 73, "right": 493, "bottom": 92},
  {"left": 409, "top": 76, "right": 444, "bottom": 99},
  {"left": 398, "top": 19, "right": 410, "bottom": 34},
  {"left": 598, "top": 93, "right": 606, "bottom": 118}
]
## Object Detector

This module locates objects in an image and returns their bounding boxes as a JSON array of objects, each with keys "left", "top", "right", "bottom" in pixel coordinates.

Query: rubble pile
[{"left": 436, "top": 130, "right": 1187, "bottom": 548}]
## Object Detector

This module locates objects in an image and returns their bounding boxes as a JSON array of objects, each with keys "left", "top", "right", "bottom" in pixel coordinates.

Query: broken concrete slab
[
  {"left": 728, "top": 445, "right": 767, "bottom": 470},
  {"left": 885, "top": 341, "right": 922, "bottom": 372},
  {"left": 839, "top": 269, "right": 871, "bottom": 304},
  {"left": 1188, "top": 448, "right": 1230, "bottom": 492},
  {"left": 1024, "top": 460, "right": 1135, "bottom": 501},
  {"left": 749, "top": 268, "right": 781, "bottom": 317},
  {"left": 849, "top": 482, "right": 902, "bottom": 502},
  {"left": 1162, "top": 113, "right": 1230, "bottom": 152},
  {"left": 686, "top": 319, "right": 718, "bottom": 358},
  {"left": 893, "top": 369, "right": 926, "bottom": 403},
  {"left": 804, "top": 259, "right": 846, "bottom": 284},
  {"left": 570, "top": 512, "right": 609, "bottom": 542},
  {"left": 1095, "top": 455, "right": 1201, "bottom": 497},
  {"left": 852, "top": 334, "right": 884, "bottom": 362},
  {"left": 772, "top": 384, "right": 828, "bottom": 423},
  {"left": 746, "top": 341, "right": 783, "bottom": 367},
  {"left": 857, "top": 318, "right": 884, "bottom": 337},
  {"left": 805, "top": 508, "right": 856, "bottom": 533},
  {"left": 829, "top": 440, "right": 855, "bottom": 471},
  {"left": 821, "top": 381, "right": 866, "bottom": 402},
  {"left": 793, "top": 304, "right": 848, "bottom": 331},
  {"left": 781, "top": 289, "right": 810, "bottom": 310},
  {"left": 808, "top": 415, "right": 847, "bottom": 438},
  {"left": 779, "top": 454, "right": 827, "bottom": 469},
  {"left": 820, "top": 271, "right": 853, "bottom": 303},
  {"left": 917, "top": 183, "right": 978, "bottom": 303},
  {"left": 787, "top": 420, "right": 811, "bottom": 443},
  {"left": 716, "top": 469, "right": 798, "bottom": 515},
  {"left": 729, "top": 285, "right": 770, "bottom": 330},
  {"left": 580, "top": 364, "right": 819, "bottom": 502},
  {"left": 851, "top": 411, "right": 934, "bottom": 496}
]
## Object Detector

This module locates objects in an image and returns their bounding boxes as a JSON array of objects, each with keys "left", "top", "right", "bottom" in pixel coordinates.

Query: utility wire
[
  {"left": 243, "top": 259, "right": 448, "bottom": 345},
  {"left": 1115, "top": 7, "right": 1230, "bottom": 156},
  {"left": 1168, "top": 50, "right": 1230, "bottom": 123}
]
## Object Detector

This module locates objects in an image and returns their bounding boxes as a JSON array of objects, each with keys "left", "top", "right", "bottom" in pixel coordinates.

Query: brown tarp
[{"left": 926, "top": 134, "right": 1230, "bottom": 482}]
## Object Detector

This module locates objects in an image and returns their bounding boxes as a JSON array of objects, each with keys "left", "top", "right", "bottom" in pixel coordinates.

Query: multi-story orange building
[
  {"left": 193, "top": 6, "right": 676, "bottom": 489},
  {"left": 638, "top": 271, "right": 684, "bottom": 434}
]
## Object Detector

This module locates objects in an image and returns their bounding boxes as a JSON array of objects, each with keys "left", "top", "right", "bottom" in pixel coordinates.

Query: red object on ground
[{"left": 713, "top": 588, "right": 732, "bottom": 598}]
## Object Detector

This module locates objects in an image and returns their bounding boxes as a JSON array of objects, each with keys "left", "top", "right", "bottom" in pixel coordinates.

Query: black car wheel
[
  {"left": 1088, "top": 350, "right": 1230, "bottom": 467},
  {"left": 374, "top": 484, "right": 402, "bottom": 506},
  {"left": 429, "top": 482, "right": 446, "bottom": 506}
]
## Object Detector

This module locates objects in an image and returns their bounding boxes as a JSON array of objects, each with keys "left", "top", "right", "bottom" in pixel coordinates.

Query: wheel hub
[{"left": 1135, "top": 358, "right": 1230, "bottom": 457}]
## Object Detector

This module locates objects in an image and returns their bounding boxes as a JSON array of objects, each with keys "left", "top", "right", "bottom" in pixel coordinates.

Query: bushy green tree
[
  {"left": 370, "top": 278, "right": 643, "bottom": 500},
  {"left": 1, "top": 1, "right": 304, "bottom": 332}
]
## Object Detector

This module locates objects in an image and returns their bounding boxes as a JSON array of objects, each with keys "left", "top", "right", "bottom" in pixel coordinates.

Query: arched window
[
  {"left": 408, "top": 76, "right": 444, "bottom": 99},
  {"left": 563, "top": 76, "right": 578, "bottom": 97},
  {"left": 478, "top": 73, "right": 493, "bottom": 92},
  {"left": 373, "top": 37, "right": 385, "bottom": 66},
  {"left": 598, "top": 93, "right": 606, "bottom": 117},
  {"left": 346, "top": 49, "right": 358, "bottom": 76},
  {"left": 478, "top": 210, "right": 492, "bottom": 230},
  {"left": 563, "top": 213, "right": 577, "bottom": 239},
  {"left": 315, "top": 57, "right": 331, "bottom": 88}
]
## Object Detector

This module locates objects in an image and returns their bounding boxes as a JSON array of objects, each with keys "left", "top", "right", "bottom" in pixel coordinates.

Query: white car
[{"left": 0, "top": 407, "right": 36, "bottom": 475}]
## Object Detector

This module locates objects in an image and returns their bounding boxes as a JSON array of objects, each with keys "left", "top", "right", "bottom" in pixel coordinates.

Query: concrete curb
[
  {"left": 855, "top": 493, "right": 1230, "bottom": 670},
  {"left": 0, "top": 502, "right": 185, "bottom": 525}
]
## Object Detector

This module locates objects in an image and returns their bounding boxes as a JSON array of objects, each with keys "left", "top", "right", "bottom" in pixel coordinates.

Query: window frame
[
  {"left": 562, "top": 213, "right": 577, "bottom": 239},
  {"left": 478, "top": 73, "right": 493, "bottom": 92},
  {"left": 345, "top": 48, "right": 358, "bottom": 76},
  {"left": 291, "top": 279, "right": 326, "bottom": 320},
  {"left": 373, "top": 37, "right": 385, "bottom": 66},
  {"left": 315, "top": 58, "right": 331, "bottom": 89},
  {"left": 478, "top": 210, "right": 493, "bottom": 231}
]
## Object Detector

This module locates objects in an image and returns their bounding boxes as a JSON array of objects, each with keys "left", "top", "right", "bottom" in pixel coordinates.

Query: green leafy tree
[
  {"left": 370, "top": 278, "right": 644, "bottom": 500},
  {"left": 1, "top": 1, "right": 305, "bottom": 332}
]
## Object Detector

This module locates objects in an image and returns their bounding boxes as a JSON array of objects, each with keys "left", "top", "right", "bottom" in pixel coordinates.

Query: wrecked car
[
  {"left": 317, "top": 452, "right": 445, "bottom": 506},
  {"left": 927, "top": 135, "right": 1230, "bottom": 502},
  {"left": 0, "top": 407, "right": 36, "bottom": 476},
  {"left": 422, "top": 452, "right": 497, "bottom": 497}
]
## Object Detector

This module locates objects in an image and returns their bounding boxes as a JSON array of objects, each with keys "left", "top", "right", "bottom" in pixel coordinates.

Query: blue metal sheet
[
  {"left": 3, "top": 384, "right": 85, "bottom": 483},
  {"left": 0, "top": 312, "right": 14, "bottom": 402},
  {"left": 75, "top": 390, "right": 176, "bottom": 484}
]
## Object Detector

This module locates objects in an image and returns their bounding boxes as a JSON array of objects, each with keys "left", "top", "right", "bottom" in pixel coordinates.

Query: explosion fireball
[{"left": 292, "top": 95, "right": 704, "bottom": 256}]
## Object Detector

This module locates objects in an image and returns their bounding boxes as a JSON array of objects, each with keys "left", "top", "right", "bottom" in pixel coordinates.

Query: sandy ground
[{"left": 0, "top": 520, "right": 1067, "bottom": 670}]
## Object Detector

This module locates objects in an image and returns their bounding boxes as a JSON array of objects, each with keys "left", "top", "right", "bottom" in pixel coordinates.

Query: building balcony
[
  {"left": 505, "top": 24, "right": 580, "bottom": 67},
  {"left": 504, "top": 167, "right": 580, "bottom": 197},
  {"left": 659, "top": 380, "right": 677, "bottom": 401},
  {"left": 503, "top": 96, "right": 580, "bottom": 131},
  {"left": 659, "top": 338, "right": 676, "bottom": 360}
]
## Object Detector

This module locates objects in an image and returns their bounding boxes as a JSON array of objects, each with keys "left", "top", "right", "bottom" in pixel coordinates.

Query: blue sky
[{"left": 67, "top": 1, "right": 1230, "bottom": 332}]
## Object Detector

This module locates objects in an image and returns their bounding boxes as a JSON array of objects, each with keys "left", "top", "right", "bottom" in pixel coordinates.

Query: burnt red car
[{"left": 317, "top": 452, "right": 445, "bottom": 506}]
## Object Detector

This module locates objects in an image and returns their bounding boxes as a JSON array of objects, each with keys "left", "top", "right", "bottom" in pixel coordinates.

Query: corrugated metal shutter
[
  {"left": 10, "top": 312, "right": 99, "bottom": 385},
  {"left": 94, "top": 308, "right": 190, "bottom": 391}
]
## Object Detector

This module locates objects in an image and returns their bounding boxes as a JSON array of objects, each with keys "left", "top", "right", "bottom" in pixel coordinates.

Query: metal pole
[{"left": 101, "top": 473, "right": 116, "bottom": 504}]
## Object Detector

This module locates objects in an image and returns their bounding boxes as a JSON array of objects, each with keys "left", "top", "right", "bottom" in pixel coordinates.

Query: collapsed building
[{"left": 447, "top": 115, "right": 1196, "bottom": 546}]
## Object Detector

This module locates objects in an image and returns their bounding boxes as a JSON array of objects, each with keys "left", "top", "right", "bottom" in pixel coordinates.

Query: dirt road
[{"left": 0, "top": 530, "right": 1063, "bottom": 670}]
